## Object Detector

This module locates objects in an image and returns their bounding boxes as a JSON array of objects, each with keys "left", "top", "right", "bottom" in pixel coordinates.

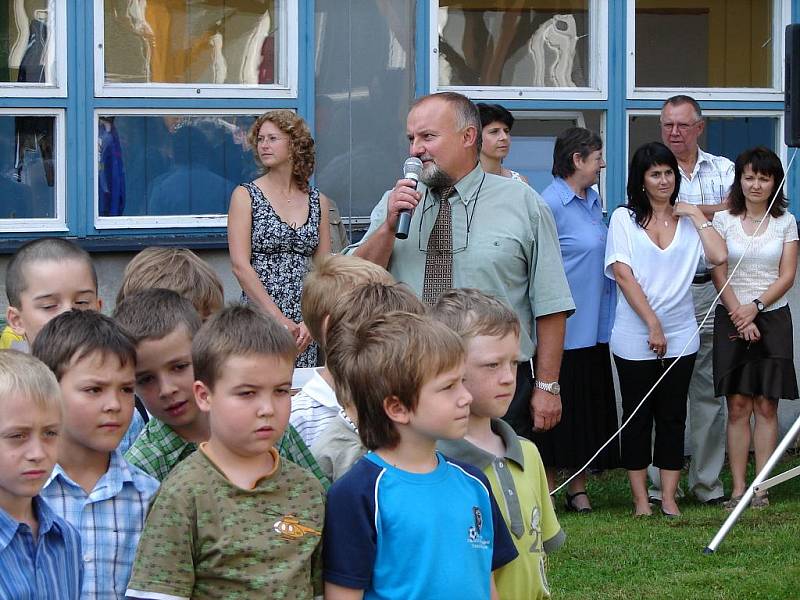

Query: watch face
[{"left": 551, "top": 382, "right": 561, "bottom": 395}]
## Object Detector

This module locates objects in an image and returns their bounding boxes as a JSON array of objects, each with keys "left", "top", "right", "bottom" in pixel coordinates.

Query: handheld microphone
[{"left": 396, "top": 157, "right": 423, "bottom": 239}]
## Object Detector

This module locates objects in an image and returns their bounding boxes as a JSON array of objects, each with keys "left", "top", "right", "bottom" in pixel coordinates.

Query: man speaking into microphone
[{"left": 344, "top": 91, "right": 574, "bottom": 436}]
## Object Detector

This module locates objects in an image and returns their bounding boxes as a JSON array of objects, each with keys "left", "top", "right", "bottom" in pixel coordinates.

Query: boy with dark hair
[
  {"left": 292, "top": 254, "right": 394, "bottom": 446},
  {"left": 5, "top": 237, "right": 101, "bottom": 346},
  {"left": 323, "top": 311, "right": 517, "bottom": 600},
  {"left": 33, "top": 310, "right": 160, "bottom": 598},
  {"left": 116, "top": 289, "right": 329, "bottom": 487},
  {"left": 127, "top": 304, "right": 325, "bottom": 600},
  {"left": 114, "top": 289, "right": 209, "bottom": 481},
  {"left": 0, "top": 350, "right": 83, "bottom": 599},
  {"left": 434, "top": 288, "right": 565, "bottom": 600},
  {"left": 312, "top": 280, "right": 426, "bottom": 481}
]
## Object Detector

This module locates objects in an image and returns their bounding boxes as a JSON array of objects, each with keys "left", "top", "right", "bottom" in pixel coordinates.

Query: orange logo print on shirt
[{"left": 273, "top": 515, "right": 321, "bottom": 541}]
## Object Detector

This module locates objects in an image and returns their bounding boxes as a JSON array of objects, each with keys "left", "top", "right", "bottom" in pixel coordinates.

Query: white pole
[{"left": 703, "top": 413, "right": 800, "bottom": 554}]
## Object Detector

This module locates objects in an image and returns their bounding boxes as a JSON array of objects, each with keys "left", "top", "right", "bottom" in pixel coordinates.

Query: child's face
[
  {"left": 0, "top": 393, "right": 61, "bottom": 508},
  {"left": 410, "top": 362, "right": 472, "bottom": 441},
  {"left": 134, "top": 325, "right": 201, "bottom": 431},
  {"left": 59, "top": 351, "right": 135, "bottom": 455},
  {"left": 195, "top": 353, "right": 293, "bottom": 458},
  {"left": 6, "top": 259, "right": 100, "bottom": 344},
  {"left": 463, "top": 332, "right": 519, "bottom": 419}
]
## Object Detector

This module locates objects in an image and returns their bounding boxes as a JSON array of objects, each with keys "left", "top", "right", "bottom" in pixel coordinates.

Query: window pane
[
  {"left": 628, "top": 114, "right": 778, "bottom": 162},
  {"left": 0, "top": 115, "right": 56, "bottom": 218},
  {"left": 315, "top": 0, "right": 415, "bottom": 222},
  {"left": 0, "top": 1, "right": 57, "bottom": 85},
  {"left": 438, "top": 1, "right": 591, "bottom": 87},
  {"left": 635, "top": 1, "right": 774, "bottom": 88},
  {"left": 505, "top": 111, "right": 603, "bottom": 193},
  {"left": 103, "top": 1, "right": 283, "bottom": 86},
  {"left": 97, "top": 114, "right": 259, "bottom": 217}
]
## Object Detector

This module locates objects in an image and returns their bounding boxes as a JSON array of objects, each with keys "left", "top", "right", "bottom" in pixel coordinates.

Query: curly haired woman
[{"left": 228, "top": 110, "right": 331, "bottom": 367}]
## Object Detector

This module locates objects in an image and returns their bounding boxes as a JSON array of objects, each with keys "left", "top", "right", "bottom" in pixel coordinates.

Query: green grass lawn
[{"left": 547, "top": 454, "right": 800, "bottom": 600}]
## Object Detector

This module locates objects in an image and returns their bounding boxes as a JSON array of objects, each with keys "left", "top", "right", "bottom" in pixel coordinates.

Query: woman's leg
[
  {"left": 752, "top": 396, "right": 779, "bottom": 477},
  {"left": 652, "top": 354, "right": 695, "bottom": 515},
  {"left": 726, "top": 393, "right": 754, "bottom": 498},
  {"left": 614, "top": 355, "right": 656, "bottom": 514},
  {"left": 628, "top": 469, "right": 652, "bottom": 515},
  {"left": 544, "top": 467, "right": 557, "bottom": 492},
  {"left": 566, "top": 470, "right": 591, "bottom": 510}
]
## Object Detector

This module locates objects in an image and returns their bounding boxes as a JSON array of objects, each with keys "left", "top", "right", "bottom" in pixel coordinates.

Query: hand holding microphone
[{"left": 394, "top": 157, "right": 423, "bottom": 239}]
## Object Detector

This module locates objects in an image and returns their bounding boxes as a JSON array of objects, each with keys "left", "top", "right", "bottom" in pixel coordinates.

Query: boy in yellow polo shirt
[{"left": 435, "top": 288, "right": 565, "bottom": 599}]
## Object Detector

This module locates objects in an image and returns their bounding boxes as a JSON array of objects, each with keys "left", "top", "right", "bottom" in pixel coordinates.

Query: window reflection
[
  {"left": 0, "top": 0, "right": 56, "bottom": 84},
  {"left": 0, "top": 115, "right": 56, "bottom": 219},
  {"left": 103, "top": 0, "right": 281, "bottom": 85},
  {"left": 438, "top": 1, "right": 590, "bottom": 88},
  {"left": 97, "top": 114, "right": 259, "bottom": 217}
]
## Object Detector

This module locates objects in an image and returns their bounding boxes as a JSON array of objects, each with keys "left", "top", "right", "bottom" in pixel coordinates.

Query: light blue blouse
[{"left": 541, "top": 177, "right": 615, "bottom": 350}]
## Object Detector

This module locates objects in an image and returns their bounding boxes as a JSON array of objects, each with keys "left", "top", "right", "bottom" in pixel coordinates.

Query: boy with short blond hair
[
  {"left": 33, "top": 310, "right": 160, "bottom": 599},
  {"left": 312, "top": 281, "right": 426, "bottom": 481},
  {"left": 291, "top": 254, "right": 394, "bottom": 446},
  {"left": 4, "top": 237, "right": 145, "bottom": 452},
  {"left": 116, "top": 247, "right": 225, "bottom": 320},
  {"left": 0, "top": 350, "right": 83, "bottom": 599},
  {"left": 116, "top": 289, "right": 330, "bottom": 487},
  {"left": 323, "top": 311, "right": 517, "bottom": 600},
  {"left": 434, "top": 288, "right": 565, "bottom": 600},
  {"left": 127, "top": 304, "right": 325, "bottom": 600},
  {"left": 5, "top": 237, "right": 101, "bottom": 346}
]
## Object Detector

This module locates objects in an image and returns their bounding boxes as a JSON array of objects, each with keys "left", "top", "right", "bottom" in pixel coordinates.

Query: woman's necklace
[
  {"left": 653, "top": 212, "right": 672, "bottom": 228},
  {"left": 745, "top": 212, "right": 768, "bottom": 224}
]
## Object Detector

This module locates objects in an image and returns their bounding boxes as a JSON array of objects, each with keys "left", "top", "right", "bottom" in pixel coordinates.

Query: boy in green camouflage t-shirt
[{"left": 126, "top": 305, "right": 325, "bottom": 600}]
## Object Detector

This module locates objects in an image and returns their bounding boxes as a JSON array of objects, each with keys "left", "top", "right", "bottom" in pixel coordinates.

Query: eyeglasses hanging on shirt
[
  {"left": 417, "top": 173, "right": 485, "bottom": 254},
  {"left": 697, "top": 171, "right": 725, "bottom": 206}
]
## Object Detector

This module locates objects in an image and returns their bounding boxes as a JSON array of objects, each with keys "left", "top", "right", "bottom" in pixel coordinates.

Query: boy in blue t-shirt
[{"left": 322, "top": 312, "right": 517, "bottom": 600}]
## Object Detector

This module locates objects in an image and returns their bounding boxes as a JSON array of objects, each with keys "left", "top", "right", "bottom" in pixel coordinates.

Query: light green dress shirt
[{"left": 345, "top": 164, "right": 574, "bottom": 360}]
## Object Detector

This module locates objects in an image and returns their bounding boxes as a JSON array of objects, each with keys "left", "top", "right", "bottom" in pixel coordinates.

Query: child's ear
[
  {"left": 6, "top": 306, "right": 26, "bottom": 336},
  {"left": 95, "top": 297, "right": 104, "bottom": 311},
  {"left": 320, "top": 314, "right": 330, "bottom": 346},
  {"left": 383, "top": 395, "right": 411, "bottom": 425},
  {"left": 193, "top": 380, "right": 213, "bottom": 413}
]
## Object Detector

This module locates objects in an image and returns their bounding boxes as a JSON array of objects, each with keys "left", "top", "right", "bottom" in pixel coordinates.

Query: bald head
[{"left": 406, "top": 93, "right": 480, "bottom": 187}]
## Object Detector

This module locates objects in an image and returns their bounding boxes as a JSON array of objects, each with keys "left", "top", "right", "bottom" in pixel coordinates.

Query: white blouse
[
  {"left": 604, "top": 207, "right": 703, "bottom": 360},
  {"left": 712, "top": 210, "right": 798, "bottom": 311}
]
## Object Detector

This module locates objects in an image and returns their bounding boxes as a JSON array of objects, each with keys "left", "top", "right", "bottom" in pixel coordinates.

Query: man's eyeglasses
[
  {"left": 417, "top": 174, "right": 484, "bottom": 254},
  {"left": 660, "top": 121, "right": 700, "bottom": 133}
]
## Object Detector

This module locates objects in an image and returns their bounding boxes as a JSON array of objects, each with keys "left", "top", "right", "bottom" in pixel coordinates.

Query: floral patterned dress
[{"left": 241, "top": 182, "right": 320, "bottom": 367}]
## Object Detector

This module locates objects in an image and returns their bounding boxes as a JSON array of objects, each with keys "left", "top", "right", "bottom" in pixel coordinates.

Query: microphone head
[{"left": 403, "top": 157, "right": 424, "bottom": 180}]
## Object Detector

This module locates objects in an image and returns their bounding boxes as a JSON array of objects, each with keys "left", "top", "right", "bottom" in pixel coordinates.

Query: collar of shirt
[
  {"left": 423, "top": 162, "right": 484, "bottom": 206},
  {"left": 301, "top": 369, "right": 338, "bottom": 409},
  {"left": 552, "top": 177, "right": 600, "bottom": 209},
  {"left": 682, "top": 146, "right": 715, "bottom": 180},
  {"left": 46, "top": 449, "right": 154, "bottom": 500},
  {"left": 0, "top": 496, "right": 59, "bottom": 551},
  {"left": 146, "top": 417, "right": 196, "bottom": 452},
  {"left": 439, "top": 418, "right": 525, "bottom": 470}
]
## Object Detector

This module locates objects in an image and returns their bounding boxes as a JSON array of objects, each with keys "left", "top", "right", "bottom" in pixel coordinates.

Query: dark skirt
[
  {"left": 531, "top": 343, "right": 621, "bottom": 470},
  {"left": 713, "top": 304, "right": 798, "bottom": 400}
]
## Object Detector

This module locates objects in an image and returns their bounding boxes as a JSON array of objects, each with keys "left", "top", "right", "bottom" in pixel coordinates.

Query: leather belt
[{"left": 692, "top": 273, "right": 712, "bottom": 285}]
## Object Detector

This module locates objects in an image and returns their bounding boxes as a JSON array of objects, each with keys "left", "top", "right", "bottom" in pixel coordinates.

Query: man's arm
[
  {"left": 351, "top": 179, "right": 421, "bottom": 268},
  {"left": 698, "top": 201, "right": 729, "bottom": 219},
  {"left": 532, "top": 311, "right": 566, "bottom": 432}
]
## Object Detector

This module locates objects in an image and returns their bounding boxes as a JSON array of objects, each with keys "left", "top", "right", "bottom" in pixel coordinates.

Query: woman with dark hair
[
  {"left": 476, "top": 103, "right": 529, "bottom": 183},
  {"left": 228, "top": 110, "right": 331, "bottom": 367},
  {"left": 605, "top": 142, "right": 727, "bottom": 517},
  {"left": 534, "top": 127, "right": 618, "bottom": 513},
  {"left": 710, "top": 146, "right": 798, "bottom": 510}
]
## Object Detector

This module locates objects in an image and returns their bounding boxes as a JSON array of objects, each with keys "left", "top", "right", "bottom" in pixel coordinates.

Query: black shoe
[
  {"left": 565, "top": 491, "right": 593, "bottom": 513},
  {"left": 701, "top": 496, "right": 728, "bottom": 506},
  {"left": 647, "top": 495, "right": 662, "bottom": 505}
]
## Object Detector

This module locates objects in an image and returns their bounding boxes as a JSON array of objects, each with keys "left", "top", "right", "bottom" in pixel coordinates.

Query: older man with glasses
[
  {"left": 647, "top": 94, "right": 735, "bottom": 506},
  {"left": 346, "top": 91, "right": 574, "bottom": 438}
]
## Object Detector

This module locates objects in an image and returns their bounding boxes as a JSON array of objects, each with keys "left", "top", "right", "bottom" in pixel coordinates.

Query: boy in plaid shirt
[
  {"left": 115, "top": 289, "right": 329, "bottom": 488},
  {"left": 34, "top": 310, "right": 159, "bottom": 598}
]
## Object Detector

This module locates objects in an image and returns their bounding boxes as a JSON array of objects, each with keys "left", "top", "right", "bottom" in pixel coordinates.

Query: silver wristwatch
[{"left": 534, "top": 380, "right": 561, "bottom": 395}]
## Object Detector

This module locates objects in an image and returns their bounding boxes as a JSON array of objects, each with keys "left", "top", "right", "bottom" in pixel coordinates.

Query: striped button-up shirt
[
  {"left": 0, "top": 496, "right": 83, "bottom": 599},
  {"left": 41, "top": 450, "right": 159, "bottom": 599},
  {"left": 677, "top": 147, "right": 734, "bottom": 206}
]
